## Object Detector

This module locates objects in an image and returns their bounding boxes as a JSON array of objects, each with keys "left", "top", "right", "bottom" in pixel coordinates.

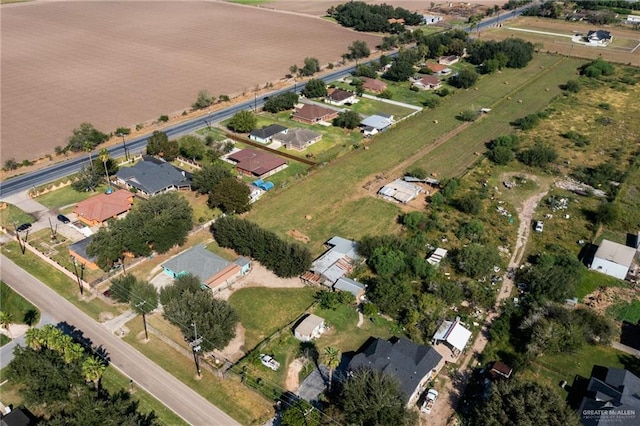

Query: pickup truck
[
  {"left": 421, "top": 389, "right": 438, "bottom": 414},
  {"left": 260, "top": 354, "right": 280, "bottom": 371}
]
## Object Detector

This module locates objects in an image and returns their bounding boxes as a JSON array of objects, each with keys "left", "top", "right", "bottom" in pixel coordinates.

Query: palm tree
[
  {"left": 83, "top": 141, "right": 94, "bottom": 167},
  {"left": 0, "top": 311, "right": 13, "bottom": 338},
  {"left": 63, "top": 340, "right": 85, "bottom": 364},
  {"left": 82, "top": 356, "right": 106, "bottom": 390},
  {"left": 25, "top": 327, "right": 43, "bottom": 350},
  {"left": 322, "top": 346, "right": 341, "bottom": 391},
  {"left": 98, "top": 148, "right": 111, "bottom": 189}
]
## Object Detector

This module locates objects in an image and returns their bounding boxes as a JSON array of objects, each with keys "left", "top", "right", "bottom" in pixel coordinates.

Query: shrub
[
  {"left": 518, "top": 143, "right": 558, "bottom": 168},
  {"left": 512, "top": 113, "right": 540, "bottom": 130},
  {"left": 458, "top": 110, "right": 479, "bottom": 122}
]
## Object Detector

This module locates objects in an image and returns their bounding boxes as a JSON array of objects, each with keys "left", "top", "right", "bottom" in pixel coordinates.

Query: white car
[
  {"left": 421, "top": 389, "right": 439, "bottom": 414},
  {"left": 260, "top": 354, "right": 280, "bottom": 371},
  {"left": 535, "top": 221, "right": 544, "bottom": 233}
]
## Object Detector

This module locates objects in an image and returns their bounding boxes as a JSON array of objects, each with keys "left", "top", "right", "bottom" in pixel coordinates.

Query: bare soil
[
  {"left": 1, "top": 0, "right": 381, "bottom": 162},
  {"left": 584, "top": 286, "right": 639, "bottom": 316},
  {"left": 287, "top": 229, "right": 311, "bottom": 244},
  {"left": 284, "top": 357, "right": 304, "bottom": 391}
]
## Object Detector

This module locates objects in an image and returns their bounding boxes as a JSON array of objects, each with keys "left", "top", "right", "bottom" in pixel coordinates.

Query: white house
[
  {"left": 378, "top": 179, "right": 423, "bottom": 203},
  {"left": 432, "top": 317, "right": 472, "bottom": 356},
  {"left": 590, "top": 239, "right": 637, "bottom": 280},
  {"left": 294, "top": 314, "right": 326, "bottom": 342},
  {"left": 326, "top": 88, "right": 358, "bottom": 106},
  {"left": 423, "top": 15, "right": 443, "bottom": 25},
  {"left": 586, "top": 30, "right": 613, "bottom": 46}
]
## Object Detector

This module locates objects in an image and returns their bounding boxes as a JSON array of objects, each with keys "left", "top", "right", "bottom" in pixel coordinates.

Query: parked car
[
  {"left": 16, "top": 223, "right": 32, "bottom": 232},
  {"left": 260, "top": 354, "right": 280, "bottom": 371},
  {"left": 534, "top": 221, "right": 544, "bottom": 233},
  {"left": 57, "top": 214, "right": 70, "bottom": 224},
  {"left": 421, "top": 389, "right": 439, "bottom": 414}
]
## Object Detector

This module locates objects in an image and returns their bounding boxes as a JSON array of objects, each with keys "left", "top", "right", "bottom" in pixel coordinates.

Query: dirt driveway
[
  {"left": 424, "top": 177, "right": 550, "bottom": 426},
  {"left": 216, "top": 261, "right": 305, "bottom": 301}
]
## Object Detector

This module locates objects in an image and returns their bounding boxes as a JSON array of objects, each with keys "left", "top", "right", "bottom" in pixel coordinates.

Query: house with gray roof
[
  {"left": 333, "top": 277, "right": 365, "bottom": 300},
  {"left": 272, "top": 128, "right": 322, "bottom": 151},
  {"left": 162, "top": 245, "right": 249, "bottom": 292},
  {"left": 348, "top": 337, "right": 444, "bottom": 408},
  {"left": 573, "top": 366, "right": 640, "bottom": 426},
  {"left": 249, "top": 124, "right": 288, "bottom": 144},
  {"left": 68, "top": 236, "right": 99, "bottom": 270},
  {"left": 301, "top": 236, "right": 361, "bottom": 287},
  {"left": 360, "top": 114, "right": 394, "bottom": 136},
  {"left": 115, "top": 156, "right": 191, "bottom": 197}
]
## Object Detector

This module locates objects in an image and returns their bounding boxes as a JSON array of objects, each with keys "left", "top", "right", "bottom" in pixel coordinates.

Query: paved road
[{"left": 1, "top": 255, "right": 240, "bottom": 426}]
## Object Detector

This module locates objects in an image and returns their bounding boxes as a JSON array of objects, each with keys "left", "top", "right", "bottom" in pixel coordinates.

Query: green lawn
[
  {"left": 35, "top": 184, "right": 108, "bottom": 210},
  {"left": 607, "top": 299, "right": 640, "bottom": 324},
  {"left": 101, "top": 366, "right": 188, "bottom": 425},
  {"left": 0, "top": 281, "right": 40, "bottom": 326},
  {"left": 1, "top": 242, "right": 117, "bottom": 321},
  {"left": 123, "top": 318, "right": 274, "bottom": 425},
  {"left": 0, "top": 204, "right": 35, "bottom": 229},
  {"left": 348, "top": 97, "right": 415, "bottom": 119},
  {"left": 228, "top": 287, "right": 317, "bottom": 350},
  {"left": 247, "top": 55, "right": 586, "bottom": 255},
  {"left": 575, "top": 270, "right": 626, "bottom": 301},
  {"left": 0, "top": 334, "right": 10, "bottom": 346}
]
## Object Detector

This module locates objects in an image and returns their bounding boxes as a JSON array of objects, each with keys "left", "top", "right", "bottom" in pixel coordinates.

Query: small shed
[
  {"left": 432, "top": 317, "right": 472, "bottom": 356},
  {"left": 333, "top": 277, "right": 366, "bottom": 300},
  {"left": 294, "top": 314, "right": 326, "bottom": 342}
]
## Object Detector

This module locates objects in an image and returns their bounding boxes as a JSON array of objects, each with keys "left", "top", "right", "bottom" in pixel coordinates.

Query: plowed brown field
[{"left": 0, "top": 0, "right": 381, "bottom": 162}]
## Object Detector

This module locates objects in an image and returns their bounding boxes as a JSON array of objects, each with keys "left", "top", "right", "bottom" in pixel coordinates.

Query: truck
[
  {"left": 260, "top": 354, "right": 280, "bottom": 371},
  {"left": 421, "top": 389, "right": 439, "bottom": 414}
]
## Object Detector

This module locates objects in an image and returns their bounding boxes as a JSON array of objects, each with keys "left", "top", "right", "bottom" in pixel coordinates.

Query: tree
[
  {"left": 302, "top": 79, "right": 328, "bottom": 98},
  {"left": 289, "top": 64, "right": 298, "bottom": 77},
  {"left": 472, "top": 378, "right": 580, "bottom": 426},
  {"left": 3, "top": 158, "right": 19, "bottom": 171},
  {"left": 348, "top": 40, "right": 370, "bottom": 61},
  {"left": 333, "top": 110, "right": 361, "bottom": 129},
  {"left": 281, "top": 399, "right": 320, "bottom": 426},
  {"left": 518, "top": 142, "right": 557, "bottom": 168},
  {"left": 98, "top": 148, "right": 112, "bottom": 189},
  {"left": 263, "top": 92, "right": 298, "bottom": 113},
  {"left": 455, "top": 243, "right": 501, "bottom": 278},
  {"left": 512, "top": 113, "right": 540, "bottom": 130},
  {"left": 133, "top": 192, "right": 193, "bottom": 253},
  {"left": 487, "top": 145, "right": 515, "bottom": 165},
  {"left": 0, "top": 311, "right": 13, "bottom": 338},
  {"left": 161, "top": 282, "right": 239, "bottom": 351},
  {"left": 146, "top": 130, "right": 178, "bottom": 160},
  {"left": 178, "top": 135, "right": 206, "bottom": 161},
  {"left": 109, "top": 274, "right": 136, "bottom": 303},
  {"left": 227, "top": 110, "right": 256, "bottom": 133},
  {"left": 354, "top": 64, "right": 377, "bottom": 78},
  {"left": 383, "top": 56, "right": 415, "bottom": 82},
  {"left": 71, "top": 164, "right": 102, "bottom": 192},
  {"left": 517, "top": 252, "right": 582, "bottom": 302},
  {"left": 581, "top": 58, "right": 615, "bottom": 78},
  {"left": 192, "top": 89, "right": 214, "bottom": 110},
  {"left": 300, "top": 57, "right": 320, "bottom": 76},
  {"left": 82, "top": 356, "right": 106, "bottom": 390},
  {"left": 207, "top": 177, "right": 252, "bottom": 214},
  {"left": 341, "top": 368, "right": 416, "bottom": 426},
  {"left": 191, "top": 163, "right": 232, "bottom": 194},
  {"left": 66, "top": 123, "right": 109, "bottom": 152},
  {"left": 596, "top": 201, "right": 619, "bottom": 225},
  {"left": 450, "top": 67, "right": 479, "bottom": 88},
  {"left": 322, "top": 346, "right": 341, "bottom": 391},
  {"left": 564, "top": 79, "right": 581, "bottom": 93},
  {"left": 455, "top": 193, "right": 482, "bottom": 214}
]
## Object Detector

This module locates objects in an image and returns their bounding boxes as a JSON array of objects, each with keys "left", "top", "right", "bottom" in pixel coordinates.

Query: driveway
[{"left": 297, "top": 364, "right": 329, "bottom": 402}]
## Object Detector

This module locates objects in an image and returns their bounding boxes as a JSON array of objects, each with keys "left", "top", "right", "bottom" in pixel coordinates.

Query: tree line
[
  {"left": 327, "top": 1, "right": 423, "bottom": 33},
  {"left": 211, "top": 216, "right": 312, "bottom": 278}
]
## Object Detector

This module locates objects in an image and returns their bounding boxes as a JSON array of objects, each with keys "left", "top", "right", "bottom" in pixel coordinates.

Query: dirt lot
[
  {"left": 482, "top": 17, "right": 640, "bottom": 66},
  {"left": 0, "top": 0, "right": 381, "bottom": 162}
]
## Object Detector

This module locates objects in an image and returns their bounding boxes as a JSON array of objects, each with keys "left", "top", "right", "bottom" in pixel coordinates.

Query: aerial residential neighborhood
[{"left": 1, "top": 0, "right": 640, "bottom": 425}]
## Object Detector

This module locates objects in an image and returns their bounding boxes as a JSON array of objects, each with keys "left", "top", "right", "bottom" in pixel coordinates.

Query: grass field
[
  {"left": 1, "top": 242, "right": 117, "bottom": 321},
  {"left": 0, "top": 281, "right": 40, "bottom": 326},
  {"left": 35, "top": 184, "right": 108, "bottom": 210},
  {"left": 0, "top": 204, "right": 35, "bottom": 229},
  {"left": 607, "top": 299, "right": 640, "bottom": 324},
  {"left": 123, "top": 318, "right": 274, "bottom": 424},
  {"left": 575, "top": 270, "right": 627, "bottom": 301},
  {"left": 228, "top": 287, "right": 317, "bottom": 350},
  {"left": 247, "top": 54, "right": 587, "bottom": 255}
]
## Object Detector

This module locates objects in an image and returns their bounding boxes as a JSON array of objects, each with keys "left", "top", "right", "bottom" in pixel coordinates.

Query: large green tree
[
  {"left": 347, "top": 40, "right": 371, "bottom": 60},
  {"left": 208, "top": 177, "right": 252, "bottom": 214},
  {"left": 227, "top": 110, "right": 256, "bottom": 133},
  {"left": 472, "top": 377, "right": 579, "bottom": 426},
  {"left": 191, "top": 163, "right": 232, "bottom": 194},
  {"left": 302, "top": 79, "right": 328, "bottom": 98},
  {"left": 300, "top": 57, "right": 320, "bottom": 76},
  {"left": 455, "top": 243, "right": 501, "bottom": 278},
  {"left": 281, "top": 399, "right": 320, "bottom": 426},
  {"left": 263, "top": 92, "right": 299, "bottom": 113},
  {"left": 146, "top": 131, "right": 179, "bottom": 161},
  {"left": 66, "top": 123, "right": 109, "bottom": 152},
  {"left": 341, "top": 368, "right": 416, "bottom": 426},
  {"left": 178, "top": 135, "right": 207, "bottom": 161},
  {"left": 333, "top": 110, "right": 361, "bottom": 129}
]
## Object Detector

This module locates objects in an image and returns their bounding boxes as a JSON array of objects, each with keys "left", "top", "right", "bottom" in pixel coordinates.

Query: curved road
[{"left": 1, "top": 255, "right": 239, "bottom": 426}]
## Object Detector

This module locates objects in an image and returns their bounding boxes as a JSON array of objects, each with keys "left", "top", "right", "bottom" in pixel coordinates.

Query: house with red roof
[
  {"left": 227, "top": 149, "right": 287, "bottom": 178},
  {"left": 292, "top": 103, "right": 339, "bottom": 124},
  {"left": 425, "top": 62, "right": 452, "bottom": 76},
  {"left": 361, "top": 77, "right": 388, "bottom": 94},
  {"left": 73, "top": 189, "right": 134, "bottom": 227},
  {"left": 412, "top": 75, "right": 442, "bottom": 91}
]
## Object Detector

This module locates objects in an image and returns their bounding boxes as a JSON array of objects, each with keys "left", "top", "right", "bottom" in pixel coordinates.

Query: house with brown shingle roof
[
  {"left": 292, "top": 103, "right": 339, "bottom": 124},
  {"left": 412, "top": 75, "right": 441, "bottom": 91},
  {"left": 361, "top": 77, "right": 388, "bottom": 93},
  {"left": 73, "top": 189, "right": 134, "bottom": 227},
  {"left": 425, "top": 62, "right": 451, "bottom": 76},
  {"left": 227, "top": 148, "right": 287, "bottom": 178},
  {"left": 326, "top": 88, "right": 358, "bottom": 106}
]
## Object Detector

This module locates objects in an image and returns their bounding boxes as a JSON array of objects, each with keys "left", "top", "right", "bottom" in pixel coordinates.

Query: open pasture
[
  {"left": 1, "top": 1, "right": 381, "bottom": 162},
  {"left": 482, "top": 17, "right": 640, "bottom": 66}
]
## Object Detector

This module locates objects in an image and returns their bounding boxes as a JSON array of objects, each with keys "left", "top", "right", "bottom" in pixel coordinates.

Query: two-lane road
[{"left": 1, "top": 255, "right": 239, "bottom": 426}]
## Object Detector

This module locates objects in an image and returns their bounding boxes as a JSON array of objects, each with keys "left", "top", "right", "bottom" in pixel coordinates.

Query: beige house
[{"left": 294, "top": 314, "right": 326, "bottom": 342}]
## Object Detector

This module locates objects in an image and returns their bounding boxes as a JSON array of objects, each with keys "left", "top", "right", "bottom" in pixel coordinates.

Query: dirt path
[
  {"left": 425, "top": 178, "right": 549, "bottom": 426},
  {"left": 285, "top": 358, "right": 304, "bottom": 391},
  {"left": 215, "top": 261, "right": 305, "bottom": 301}
]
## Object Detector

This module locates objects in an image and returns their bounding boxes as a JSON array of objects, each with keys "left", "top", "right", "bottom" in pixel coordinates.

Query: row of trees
[
  {"left": 8, "top": 325, "right": 157, "bottom": 424},
  {"left": 159, "top": 274, "right": 239, "bottom": 351},
  {"left": 327, "top": 1, "right": 423, "bottom": 33},
  {"left": 211, "top": 216, "right": 312, "bottom": 278},
  {"left": 87, "top": 192, "right": 193, "bottom": 270}
]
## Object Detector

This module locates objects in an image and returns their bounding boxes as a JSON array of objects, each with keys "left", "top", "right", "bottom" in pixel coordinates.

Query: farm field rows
[
  {"left": 1, "top": 1, "right": 381, "bottom": 162},
  {"left": 247, "top": 54, "right": 586, "bottom": 255}
]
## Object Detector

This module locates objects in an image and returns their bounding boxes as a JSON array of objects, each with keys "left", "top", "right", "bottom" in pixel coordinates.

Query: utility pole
[
  {"left": 70, "top": 256, "right": 84, "bottom": 295},
  {"left": 119, "top": 132, "right": 129, "bottom": 161},
  {"left": 136, "top": 301, "right": 149, "bottom": 341},
  {"left": 190, "top": 322, "right": 203, "bottom": 377}
]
